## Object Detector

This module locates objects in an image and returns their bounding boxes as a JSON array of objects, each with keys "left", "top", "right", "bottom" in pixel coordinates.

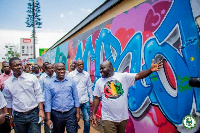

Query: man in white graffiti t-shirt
[{"left": 92, "top": 59, "right": 163, "bottom": 133}]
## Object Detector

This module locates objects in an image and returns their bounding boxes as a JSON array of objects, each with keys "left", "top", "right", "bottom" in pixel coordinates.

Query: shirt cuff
[
  {"left": 75, "top": 102, "right": 80, "bottom": 107},
  {"left": 45, "top": 109, "right": 51, "bottom": 112},
  {"left": 6, "top": 102, "right": 12, "bottom": 108},
  {"left": 37, "top": 97, "right": 45, "bottom": 103},
  {"left": 90, "top": 97, "right": 93, "bottom": 102},
  {"left": 45, "top": 106, "right": 51, "bottom": 112}
]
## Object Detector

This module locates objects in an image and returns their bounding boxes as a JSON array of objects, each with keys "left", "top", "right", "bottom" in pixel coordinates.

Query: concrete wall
[{"left": 39, "top": 0, "right": 200, "bottom": 132}]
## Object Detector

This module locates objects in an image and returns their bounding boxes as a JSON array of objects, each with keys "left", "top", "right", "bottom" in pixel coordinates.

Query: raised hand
[{"left": 150, "top": 59, "right": 163, "bottom": 72}]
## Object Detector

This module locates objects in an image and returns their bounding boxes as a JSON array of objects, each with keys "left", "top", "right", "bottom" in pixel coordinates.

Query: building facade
[{"left": 38, "top": 0, "right": 200, "bottom": 132}]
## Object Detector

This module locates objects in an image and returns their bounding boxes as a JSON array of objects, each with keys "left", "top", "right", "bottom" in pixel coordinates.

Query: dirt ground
[{"left": 11, "top": 118, "right": 102, "bottom": 133}]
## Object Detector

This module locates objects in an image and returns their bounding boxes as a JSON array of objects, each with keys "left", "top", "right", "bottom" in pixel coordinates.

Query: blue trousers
[
  {"left": 51, "top": 107, "right": 78, "bottom": 133},
  {"left": 13, "top": 107, "right": 41, "bottom": 133},
  {"left": 80, "top": 101, "right": 91, "bottom": 133}
]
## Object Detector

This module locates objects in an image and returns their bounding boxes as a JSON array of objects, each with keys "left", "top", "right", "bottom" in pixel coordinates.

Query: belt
[
  {"left": 16, "top": 107, "right": 38, "bottom": 114},
  {"left": 52, "top": 109, "right": 69, "bottom": 114}
]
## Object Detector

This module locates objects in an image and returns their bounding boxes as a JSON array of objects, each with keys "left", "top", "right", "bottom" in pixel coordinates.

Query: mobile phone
[
  {"left": 38, "top": 117, "right": 43, "bottom": 124},
  {"left": 5, "top": 114, "right": 12, "bottom": 119},
  {"left": 50, "top": 123, "right": 53, "bottom": 129}
]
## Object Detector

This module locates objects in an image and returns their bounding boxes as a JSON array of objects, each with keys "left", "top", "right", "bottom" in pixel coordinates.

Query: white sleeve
[
  {"left": 39, "top": 78, "right": 45, "bottom": 96},
  {"left": 3, "top": 82, "right": 12, "bottom": 108},
  {"left": 124, "top": 73, "right": 136, "bottom": 87},
  {"left": 0, "top": 91, "right": 7, "bottom": 109},
  {"left": 93, "top": 80, "right": 101, "bottom": 97},
  {"left": 68, "top": 72, "right": 72, "bottom": 78},
  {"left": 33, "top": 75, "right": 44, "bottom": 103},
  {"left": 86, "top": 74, "right": 93, "bottom": 101}
]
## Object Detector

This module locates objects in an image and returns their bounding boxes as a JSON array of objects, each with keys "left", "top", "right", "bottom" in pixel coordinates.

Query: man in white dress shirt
[
  {"left": 68, "top": 59, "right": 93, "bottom": 133},
  {"left": 3, "top": 57, "right": 45, "bottom": 133}
]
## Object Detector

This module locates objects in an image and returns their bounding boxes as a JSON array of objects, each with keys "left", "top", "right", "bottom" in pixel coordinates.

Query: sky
[{"left": 0, "top": 0, "right": 106, "bottom": 61}]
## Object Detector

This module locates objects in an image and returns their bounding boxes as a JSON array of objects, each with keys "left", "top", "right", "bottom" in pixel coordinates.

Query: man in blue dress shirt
[{"left": 45, "top": 62, "right": 80, "bottom": 133}]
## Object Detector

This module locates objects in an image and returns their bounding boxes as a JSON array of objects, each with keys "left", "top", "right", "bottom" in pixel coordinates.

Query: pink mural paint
[
  {"left": 144, "top": 1, "right": 171, "bottom": 31},
  {"left": 110, "top": 3, "right": 152, "bottom": 34},
  {"left": 90, "top": 61, "right": 95, "bottom": 82},
  {"left": 126, "top": 106, "right": 177, "bottom": 133},
  {"left": 82, "top": 40, "right": 86, "bottom": 51},
  {"left": 67, "top": 40, "right": 77, "bottom": 70},
  {"left": 142, "top": 31, "right": 153, "bottom": 44},
  {"left": 127, "top": 106, "right": 159, "bottom": 133},
  {"left": 115, "top": 28, "right": 135, "bottom": 50},
  {"left": 92, "top": 30, "right": 101, "bottom": 49}
]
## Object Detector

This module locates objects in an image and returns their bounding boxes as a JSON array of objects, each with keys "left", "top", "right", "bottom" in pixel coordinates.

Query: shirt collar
[
  {"left": 11, "top": 71, "right": 26, "bottom": 81},
  {"left": 74, "top": 69, "right": 85, "bottom": 75},
  {"left": 2, "top": 72, "right": 12, "bottom": 77},
  {"left": 53, "top": 75, "right": 68, "bottom": 82},
  {"left": 45, "top": 72, "right": 56, "bottom": 78},
  {"left": 42, "top": 72, "right": 47, "bottom": 77},
  {"left": 20, "top": 71, "right": 27, "bottom": 78}
]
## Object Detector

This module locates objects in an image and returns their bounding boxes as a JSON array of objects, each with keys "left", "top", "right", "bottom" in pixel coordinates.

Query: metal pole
[{"left": 33, "top": 0, "right": 36, "bottom": 59}]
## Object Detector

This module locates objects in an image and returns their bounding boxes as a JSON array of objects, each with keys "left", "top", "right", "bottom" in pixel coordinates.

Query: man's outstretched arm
[{"left": 135, "top": 59, "right": 163, "bottom": 81}]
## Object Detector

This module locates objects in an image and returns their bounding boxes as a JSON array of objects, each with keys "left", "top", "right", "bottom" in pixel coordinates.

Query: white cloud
[
  {"left": 68, "top": 11, "right": 74, "bottom": 16},
  {"left": 80, "top": 8, "right": 92, "bottom": 13},
  {"left": 87, "top": 9, "right": 92, "bottom": 13},
  {"left": 0, "top": 29, "right": 65, "bottom": 61},
  {"left": 60, "top": 13, "right": 65, "bottom": 18}
]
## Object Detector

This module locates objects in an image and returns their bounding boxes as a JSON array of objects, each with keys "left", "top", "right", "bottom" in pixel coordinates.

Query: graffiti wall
[{"left": 40, "top": 0, "right": 200, "bottom": 132}]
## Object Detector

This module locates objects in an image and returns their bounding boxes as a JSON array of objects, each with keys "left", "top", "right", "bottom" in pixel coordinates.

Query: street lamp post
[{"left": 25, "top": 0, "right": 42, "bottom": 59}]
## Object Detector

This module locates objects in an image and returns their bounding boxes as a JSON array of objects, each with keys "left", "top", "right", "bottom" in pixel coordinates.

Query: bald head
[
  {"left": 54, "top": 62, "right": 65, "bottom": 69},
  {"left": 76, "top": 59, "right": 83, "bottom": 64},
  {"left": 101, "top": 61, "right": 113, "bottom": 68}
]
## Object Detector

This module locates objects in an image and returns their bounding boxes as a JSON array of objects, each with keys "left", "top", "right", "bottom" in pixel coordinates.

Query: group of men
[{"left": 0, "top": 57, "right": 162, "bottom": 133}]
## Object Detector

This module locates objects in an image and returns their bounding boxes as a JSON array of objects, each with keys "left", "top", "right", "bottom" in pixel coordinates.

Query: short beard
[{"left": 5, "top": 71, "right": 11, "bottom": 75}]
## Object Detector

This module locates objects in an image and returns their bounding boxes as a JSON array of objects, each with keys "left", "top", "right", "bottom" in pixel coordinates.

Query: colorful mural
[{"left": 39, "top": 0, "right": 200, "bottom": 132}]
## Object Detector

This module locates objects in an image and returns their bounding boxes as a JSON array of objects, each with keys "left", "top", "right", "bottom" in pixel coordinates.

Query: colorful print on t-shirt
[{"left": 104, "top": 80, "right": 124, "bottom": 99}]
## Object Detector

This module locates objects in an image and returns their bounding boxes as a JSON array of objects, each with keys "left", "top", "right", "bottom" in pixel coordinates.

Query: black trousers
[{"left": 0, "top": 118, "right": 11, "bottom": 133}]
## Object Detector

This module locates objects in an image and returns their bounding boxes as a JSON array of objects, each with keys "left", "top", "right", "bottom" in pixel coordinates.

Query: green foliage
[{"left": 2, "top": 45, "right": 20, "bottom": 61}]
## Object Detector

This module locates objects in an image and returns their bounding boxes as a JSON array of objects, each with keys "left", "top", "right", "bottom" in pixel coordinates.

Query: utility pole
[
  {"left": 32, "top": 0, "right": 36, "bottom": 59},
  {"left": 25, "top": 0, "right": 42, "bottom": 59}
]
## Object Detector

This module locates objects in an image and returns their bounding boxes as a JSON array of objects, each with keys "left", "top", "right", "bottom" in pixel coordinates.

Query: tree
[
  {"left": 25, "top": 0, "right": 42, "bottom": 59},
  {"left": 2, "top": 44, "right": 20, "bottom": 61}
]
